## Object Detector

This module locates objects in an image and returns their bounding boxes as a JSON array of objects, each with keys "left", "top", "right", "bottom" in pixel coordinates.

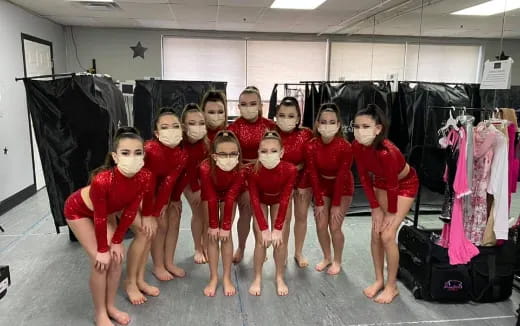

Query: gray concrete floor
[{"left": 0, "top": 188, "right": 519, "bottom": 326}]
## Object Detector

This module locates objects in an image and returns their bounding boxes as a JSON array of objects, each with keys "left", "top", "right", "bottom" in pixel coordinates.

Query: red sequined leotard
[
  {"left": 207, "top": 126, "right": 225, "bottom": 142},
  {"left": 305, "top": 136, "right": 354, "bottom": 207},
  {"left": 352, "top": 139, "right": 418, "bottom": 214},
  {"left": 248, "top": 161, "right": 297, "bottom": 231},
  {"left": 144, "top": 139, "right": 188, "bottom": 216},
  {"left": 228, "top": 117, "right": 276, "bottom": 161},
  {"left": 199, "top": 160, "right": 247, "bottom": 230},
  {"left": 172, "top": 139, "right": 209, "bottom": 200},
  {"left": 64, "top": 167, "right": 155, "bottom": 253},
  {"left": 278, "top": 127, "right": 313, "bottom": 189}
]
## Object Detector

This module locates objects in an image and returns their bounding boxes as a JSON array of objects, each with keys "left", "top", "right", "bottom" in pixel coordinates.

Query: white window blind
[
  {"left": 246, "top": 40, "right": 327, "bottom": 101},
  {"left": 162, "top": 37, "right": 246, "bottom": 101},
  {"left": 404, "top": 44, "right": 481, "bottom": 83},
  {"left": 330, "top": 42, "right": 406, "bottom": 81}
]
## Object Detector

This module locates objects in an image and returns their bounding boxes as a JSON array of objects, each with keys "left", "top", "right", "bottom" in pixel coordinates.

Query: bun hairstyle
[
  {"left": 201, "top": 90, "right": 228, "bottom": 128},
  {"left": 209, "top": 130, "right": 242, "bottom": 174},
  {"left": 90, "top": 126, "right": 143, "bottom": 181},
  {"left": 313, "top": 102, "right": 344, "bottom": 138},
  {"left": 276, "top": 96, "right": 301, "bottom": 129},
  {"left": 354, "top": 104, "right": 389, "bottom": 149},
  {"left": 153, "top": 107, "right": 179, "bottom": 132}
]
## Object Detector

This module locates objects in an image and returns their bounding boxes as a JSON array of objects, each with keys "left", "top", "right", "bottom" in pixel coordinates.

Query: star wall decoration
[{"left": 130, "top": 41, "right": 147, "bottom": 59}]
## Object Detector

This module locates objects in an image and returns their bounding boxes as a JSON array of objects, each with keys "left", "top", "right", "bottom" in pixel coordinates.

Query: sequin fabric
[
  {"left": 228, "top": 117, "right": 276, "bottom": 161},
  {"left": 278, "top": 127, "right": 313, "bottom": 189}
]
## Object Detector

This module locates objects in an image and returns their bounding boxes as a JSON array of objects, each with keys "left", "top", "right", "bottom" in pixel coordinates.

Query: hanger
[{"left": 438, "top": 107, "right": 459, "bottom": 135}]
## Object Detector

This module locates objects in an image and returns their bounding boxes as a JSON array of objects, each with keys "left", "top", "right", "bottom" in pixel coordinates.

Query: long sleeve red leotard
[
  {"left": 228, "top": 117, "right": 276, "bottom": 161},
  {"left": 207, "top": 126, "right": 225, "bottom": 142},
  {"left": 248, "top": 161, "right": 297, "bottom": 231},
  {"left": 89, "top": 167, "right": 154, "bottom": 253},
  {"left": 199, "top": 160, "right": 247, "bottom": 230},
  {"left": 352, "top": 139, "right": 406, "bottom": 214},
  {"left": 305, "top": 136, "right": 354, "bottom": 207},
  {"left": 278, "top": 127, "right": 313, "bottom": 188},
  {"left": 172, "top": 139, "right": 209, "bottom": 200},
  {"left": 144, "top": 139, "right": 188, "bottom": 216}
]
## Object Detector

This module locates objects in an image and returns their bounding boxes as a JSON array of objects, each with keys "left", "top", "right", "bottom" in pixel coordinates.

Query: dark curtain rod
[
  {"left": 15, "top": 72, "right": 76, "bottom": 82},
  {"left": 299, "top": 80, "right": 392, "bottom": 84},
  {"left": 428, "top": 106, "right": 495, "bottom": 111},
  {"left": 401, "top": 81, "right": 480, "bottom": 86}
]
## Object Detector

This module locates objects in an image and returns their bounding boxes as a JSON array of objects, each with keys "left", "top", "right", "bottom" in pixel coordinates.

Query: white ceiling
[{"left": 7, "top": 0, "right": 520, "bottom": 38}]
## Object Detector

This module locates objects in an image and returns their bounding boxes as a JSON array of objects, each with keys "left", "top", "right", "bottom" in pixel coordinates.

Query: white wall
[{"left": 0, "top": 0, "right": 66, "bottom": 202}]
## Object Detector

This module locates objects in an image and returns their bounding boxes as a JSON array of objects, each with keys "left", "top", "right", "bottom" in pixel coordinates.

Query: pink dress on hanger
[
  {"left": 440, "top": 128, "right": 480, "bottom": 265},
  {"left": 465, "top": 124, "right": 496, "bottom": 245},
  {"left": 508, "top": 123, "right": 519, "bottom": 206}
]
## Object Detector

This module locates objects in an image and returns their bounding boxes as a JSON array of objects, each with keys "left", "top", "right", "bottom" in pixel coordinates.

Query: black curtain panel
[
  {"left": 268, "top": 84, "right": 278, "bottom": 119},
  {"left": 133, "top": 80, "right": 227, "bottom": 140},
  {"left": 480, "top": 86, "right": 520, "bottom": 109},
  {"left": 23, "top": 75, "right": 122, "bottom": 229},
  {"left": 302, "top": 82, "right": 322, "bottom": 128}
]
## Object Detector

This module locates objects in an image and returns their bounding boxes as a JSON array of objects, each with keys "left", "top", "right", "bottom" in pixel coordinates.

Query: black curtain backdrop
[
  {"left": 133, "top": 80, "right": 227, "bottom": 140},
  {"left": 23, "top": 75, "right": 125, "bottom": 228}
]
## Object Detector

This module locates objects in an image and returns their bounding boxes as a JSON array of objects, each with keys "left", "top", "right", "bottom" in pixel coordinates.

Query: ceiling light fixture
[
  {"left": 451, "top": 0, "right": 520, "bottom": 16},
  {"left": 270, "top": 0, "right": 327, "bottom": 10}
]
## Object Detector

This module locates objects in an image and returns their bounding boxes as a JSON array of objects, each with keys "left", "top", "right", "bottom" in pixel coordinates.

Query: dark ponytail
[
  {"left": 276, "top": 96, "right": 301, "bottom": 129},
  {"left": 354, "top": 104, "right": 389, "bottom": 149},
  {"left": 153, "top": 107, "right": 179, "bottom": 133},
  {"left": 89, "top": 126, "right": 143, "bottom": 181},
  {"left": 313, "top": 103, "right": 344, "bottom": 138}
]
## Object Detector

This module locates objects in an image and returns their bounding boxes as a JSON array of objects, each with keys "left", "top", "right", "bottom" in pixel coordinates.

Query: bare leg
[
  {"left": 364, "top": 188, "right": 387, "bottom": 298},
  {"left": 375, "top": 195, "right": 415, "bottom": 304},
  {"left": 203, "top": 201, "right": 219, "bottom": 297},
  {"left": 137, "top": 239, "right": 159, "bottom": 297},
  {"left": 151, "top": 209, "right": 174, "bottom": 281},
  {"left": 249, "top": 204, "right": 268, "bottom": 296},
  {"left": 293, "top": 188, "right": 311, "bottom": 268},
  {"left": 185, "top": 188, "right": 206, "bottom": 264},
  {"left": 164, "top": 201, "right": 185, "bottom": 277},
  {"left": 234, "top": 191, "right": 252, "bottom": 264},
  {"left": 328, "top": 196, "right": 352, "bottom": 275},
  {"left": 315, "top": 197, "right": 332, "bottom": 272},
  {"left": 67, "top": 218, "right": 115, "bottom": 326},
  {"left": 282, "top": 199, "right": 292, "bottom": 265},
  {"left": 271, "top": 204, "right": 289, "bottom": 296},
  {"left": 222, "top": 203, "right": 237, "bottom": 296},
  {"left": 125, "top": 215, "right": 147, "bottom": 304}
]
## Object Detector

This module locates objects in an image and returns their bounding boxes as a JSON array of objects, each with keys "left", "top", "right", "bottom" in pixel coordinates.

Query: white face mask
[
  {"left": 158, "top": 128, "right": 182, "bottom": 147},
  {"left": 318, "top": 124, "right": 339, "bottom": 138},
  {"left": 258, "top": 152, "right": 281, "bottom": 170},
  {"left": 276, "top": 117, "right": 297, "bottom": 132},
  {"left": 116, "top": 155, "right": 144, "bottom": 176},
  {"left": 240, "top": 106, "right": 259, "bottom": 120},
  {"left": 187, "top": 125, "right": 207, "bottom": 141},
  {"left": 206, "top": 113, "right": 226, "bottom": 128},
  {"left": 215, "top": 156, "right": 239, "bottom": 171},
  {"left": 354, "top": 127, "right": 377, "bottom": 146}
]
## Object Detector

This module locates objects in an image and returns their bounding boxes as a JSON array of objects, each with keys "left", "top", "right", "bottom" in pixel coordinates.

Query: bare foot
[
  {"left": 248, "top": 278, "right": 262, "bottom": 296},
  {"left": 125, "top": 281, "right": 147, "bottom": 305},
  {"left": 294, "top": 255, "right": 309, "bottom": 268},
  {"left": 95, "top": 313, "right": 114, "bottom": 326},
  {"left": 276, "top": 278, "right": 289, "bottom": 296},
  {"left": 223, "top": 277, "right": 236, "bottom": 296},
  {"left": 165, "top": 263, "right": 186, "bottom": 278},
  {"left": 233, "top": 248, "right": 244, "bottom": 264},
  {"left": 204, "top": 278, "right": 218, "bottom": 297},
  {"left": 152, "top": 266, "right": 174, "bottom": 281},
  {"left": 194, "top": 250, "right": 207, "bottom": 264},
  {"left": 374, "top": 285, "right": 400, "bottom": 304},
  {"left": 315, "top": 259, "right": 332, "bottom": 272},
  {"left": 363, "top": 281, "right": 384, "bottom": 299},
  {"left": 107, "top": 306, "right": 130, "bottom": 325},
  {"left": 137, "top": 281, "right": 160, "bottom": 297},
  {"left": 327, "top": 262, "right": 342, "bottom": 275}
]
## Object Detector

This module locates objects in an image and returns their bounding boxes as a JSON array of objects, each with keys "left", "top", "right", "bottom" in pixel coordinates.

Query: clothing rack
[
  {"left": 299, "top": 80, "right": 392, "bottom": 84},
  {"left": 400, "top": 81, "right": 480, "bottom": 86},
  {"left": 412, "top": 106, "right": 493, "bottom": 228},
  {"left": 15, "top": 72, "right": 76, "bottom": 82}
]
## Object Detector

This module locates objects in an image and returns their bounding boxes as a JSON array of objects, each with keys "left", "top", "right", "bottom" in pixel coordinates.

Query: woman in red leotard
[
  {"left": 144, "top": 108, "right": 188, "bottom": 284},
  {"left": 200, "top": 130, "right": 247, "bottom": 297},
  {"left": 201, "top": 90, "right": 228, "bottom": 142},
  {"left": 274, "top": 97, "right": 313, "bottom": 268},
  {"left": 177, "top": 103, "right": 210, "bottom": 264},
  {"left": 248, "top": 131, "right": 297, "bottom": 297},
  {"left": 352, "top": 104, "right": 419, "bottom": 304},
  {"left": 305, "top": 103, "right": 354, "bottom": 276},
  {"left": 228, "top": 86, "right": 276, "bottom": 263},
  {"left": 64, "top": 127, "right": 154, "bottom": 326}
]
